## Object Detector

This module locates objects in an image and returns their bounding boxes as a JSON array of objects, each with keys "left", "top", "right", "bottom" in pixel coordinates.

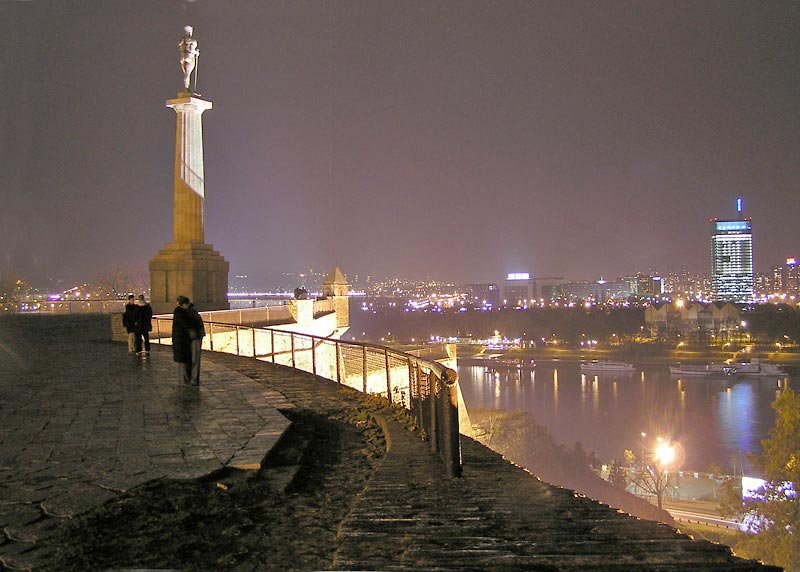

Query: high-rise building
[
  {"left": 710, "top": 203, "right": 754, "bottom": 302},
  {"left": 623, "top": 273, "right": 664, "bottom": 298},
  {"left": 772, "top": 257, "right": 799, "bottom": 297},
  {"left": 502, "top": 273, "right": 534, "bottom": 307}
]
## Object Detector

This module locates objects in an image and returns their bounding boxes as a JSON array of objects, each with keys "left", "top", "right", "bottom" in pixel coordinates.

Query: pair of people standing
[
  {"left": 122, "top": 294, "right": 153, "bottom": 354},
  {"left": 172, "top": 295, "right": 205, "bottom": 386}
]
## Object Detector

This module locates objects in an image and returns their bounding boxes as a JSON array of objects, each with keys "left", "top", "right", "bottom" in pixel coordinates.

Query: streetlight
[
  {"left": 649, "top": 438, "right": 678, "bottom": 510},
  {"left": 654, "top": 440, "right": 676, "bottom": 467}
]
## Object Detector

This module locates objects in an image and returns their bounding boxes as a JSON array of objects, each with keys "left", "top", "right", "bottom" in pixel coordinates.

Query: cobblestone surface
[{"left": 0, "top": 316, "right": 291, "bottom": 569}]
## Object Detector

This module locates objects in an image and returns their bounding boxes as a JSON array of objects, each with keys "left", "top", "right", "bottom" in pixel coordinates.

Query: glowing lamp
[{"left": 654, "top": 441, "right": 676, "bottom": 467}]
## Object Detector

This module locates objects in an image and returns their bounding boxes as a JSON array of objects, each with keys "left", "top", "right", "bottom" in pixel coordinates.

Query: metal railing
[
  {"left": 151, "top": 317, "right": 462, "bottom": 477},
  {"left": 14, "top": 299, "right": 127, "bottom": 314}
]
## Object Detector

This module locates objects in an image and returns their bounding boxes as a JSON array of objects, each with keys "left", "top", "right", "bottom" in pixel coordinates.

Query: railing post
[
  {"left": 156, "top": 319, "right": 161, "bottom": 346},
  {"left": 209, "top": 323, "right": 214, "bottom": 351},
  {"left": 335, "top": 341, "right": 341, "bottom": 385},
  {"left": 429, "top": 371, "right": 439, "bottom": 454},
  {"left": 362, "top": 346, "right": 368, "bottom": 393},
  {"left": 252, "top": 327, "right": 257, "bottom": 360},
  {"left": 291, "top": 333, "right": 296, "bottom": 369},
  {"left": 415, "top": 362, "right": 424, "bottom": 432},
  {"left": 235, "top": 326, "right": 240, "bottom": 356},
  {"left": 384, "top": 348, "right": 392, "bottom": 404},
  {"left": 312, "top": 337, "right": 317, "bottom": 377},
  {"left": 440, "top": 369, "right": 462, "bottom": 478},
  {"left": 271, "top": 330, "right": 275, "bottom": 363}
]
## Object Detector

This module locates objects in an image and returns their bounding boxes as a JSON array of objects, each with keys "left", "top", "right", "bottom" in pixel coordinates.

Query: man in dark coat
[
  {"left": 186, "top": 302, "right": 205, "bottom": 385},
  {"left": 133, "top": 294, "right": 153, "bottom": 354},
  {"left": 122, "top": 294, "right": 137, "bottom": 354},
  {"left": 172, "top": 296, "right": 193, "bottom": 385}
]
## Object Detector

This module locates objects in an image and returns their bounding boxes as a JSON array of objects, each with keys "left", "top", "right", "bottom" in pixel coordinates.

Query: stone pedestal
[
  {"left": 149, "top": 243, "right": 229, "bottom": 314},
  {"left": 150, "top": 92, "right": 229, "bottom": 314}
]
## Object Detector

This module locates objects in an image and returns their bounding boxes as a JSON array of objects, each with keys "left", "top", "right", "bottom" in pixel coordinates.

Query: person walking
[
  {"left": 133, "top": 294, "right": 153, "bottom": 354},
  {"left": 122, "top": 294, "right": 137, "bottom": 354},
  {"left": 172, "top": 296, "right": 193, "bottom": 385},
  {"left": 186, "top": 301, "right": 205, "bottom": 385}
]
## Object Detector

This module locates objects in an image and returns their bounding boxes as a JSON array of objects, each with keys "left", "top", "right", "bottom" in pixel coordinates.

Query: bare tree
[
  {"left": 93, "top": 264, "right": 148, "bottom": 298},
  {"left": 628, "top": 460, "right": 674, "bottom": 510},
  {"left": 626, "top": 441, "right": 678, "bottom": 510}
]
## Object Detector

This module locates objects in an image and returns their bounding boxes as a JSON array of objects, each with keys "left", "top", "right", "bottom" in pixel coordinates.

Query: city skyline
[{"left": 2, "top": 2, "right": 799, "bottom": 284}]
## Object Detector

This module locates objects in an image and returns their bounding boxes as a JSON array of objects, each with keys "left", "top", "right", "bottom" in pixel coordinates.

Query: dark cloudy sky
[{"left": 2, "top": 1, "right": 798, "bottom": 285}]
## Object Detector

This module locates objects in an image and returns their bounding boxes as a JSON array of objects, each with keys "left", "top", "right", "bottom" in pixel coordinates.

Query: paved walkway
[
  {"left": 0, "top": 316, "right": 779, "bottom": 571},
  {"left": 0, "top": 316, "right": 292, "bottom": 569}
]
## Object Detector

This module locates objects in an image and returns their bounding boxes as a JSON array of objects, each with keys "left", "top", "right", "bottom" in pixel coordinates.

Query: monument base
[{"left": 149, "top": 242, "right": 229, "bottom": 314}]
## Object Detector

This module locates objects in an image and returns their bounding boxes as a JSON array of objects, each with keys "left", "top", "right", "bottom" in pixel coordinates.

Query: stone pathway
[
  {"left": 0, "top": 317, "right": 780, "bottom": 570},
  {"left": 0, "top": 316, "right": 291, "bottom": 569}
]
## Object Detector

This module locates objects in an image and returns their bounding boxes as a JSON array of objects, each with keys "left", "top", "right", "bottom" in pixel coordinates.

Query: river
[{"left": 458, "top": 360, "right": 792, "bottom": 474}]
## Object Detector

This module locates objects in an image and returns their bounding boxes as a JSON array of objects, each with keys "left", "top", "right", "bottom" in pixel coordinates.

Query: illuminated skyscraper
[
  {"left": 772, "top": 257, "right": 799, "bottom": 297},
  {"left": 710, "top": 199, "right": 753, "bottom": 302}
]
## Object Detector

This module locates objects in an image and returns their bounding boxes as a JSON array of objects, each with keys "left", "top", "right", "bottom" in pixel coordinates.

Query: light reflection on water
[{"left": 459, "top": 361, "right": 792, "bottom": 472}]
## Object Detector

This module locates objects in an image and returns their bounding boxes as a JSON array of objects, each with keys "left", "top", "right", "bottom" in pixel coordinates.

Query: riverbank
[{"left": 468, "top": 345, "right": 800, "bottom": 369}]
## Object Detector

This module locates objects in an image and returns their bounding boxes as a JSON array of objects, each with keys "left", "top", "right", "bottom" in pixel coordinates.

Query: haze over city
[{"left": 2, "top": 1, "right": 799, "bottom": 285}]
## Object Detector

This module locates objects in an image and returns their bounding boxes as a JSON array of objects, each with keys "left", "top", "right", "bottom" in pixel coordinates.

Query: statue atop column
[
  {"left": 152, "top": 27, "right": 227, "bottom": 314},
  {"left": 178, "top": 25, "right": 199, "bottom": 92}
]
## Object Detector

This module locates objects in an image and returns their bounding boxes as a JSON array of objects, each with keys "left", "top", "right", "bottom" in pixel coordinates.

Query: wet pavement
[{"left": 0, "top": 315, "right": 291, "bottom": 568}]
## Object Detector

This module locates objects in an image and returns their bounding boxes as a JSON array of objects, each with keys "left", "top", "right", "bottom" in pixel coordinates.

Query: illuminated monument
[
  {"left": 711, "top": 198, "right": 754, "bottom": 303},
  {"left": 149, "top": 26, "right": 229, "bottom": 314}
]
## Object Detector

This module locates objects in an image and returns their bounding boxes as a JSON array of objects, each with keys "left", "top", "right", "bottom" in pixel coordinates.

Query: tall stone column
[
  {"left": 168, "top": 95, "right": 211, "bottom": 245},
  {"left": 149, "top": 93, "right": 229, "bottom": 315}
]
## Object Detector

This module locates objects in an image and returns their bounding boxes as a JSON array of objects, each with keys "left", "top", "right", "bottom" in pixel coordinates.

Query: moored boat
[
  {"left": 466, "top": 355, "right": 536, "bottom": 369},
  {"left": 580, "top": 360, "right": 636, "bottom": 372},
  {"left": 670, "top": 358, "right": 786, "bottom": 377}
]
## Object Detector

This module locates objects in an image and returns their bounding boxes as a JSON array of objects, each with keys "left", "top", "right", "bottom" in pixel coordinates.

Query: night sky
[{"left": 2, "top": 1, "right": 799, "bottom": 285}]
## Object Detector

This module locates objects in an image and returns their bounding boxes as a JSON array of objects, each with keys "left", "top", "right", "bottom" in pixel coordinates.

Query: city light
[{"left": 654, "top": 440, "right": 676, "bottom": 467}]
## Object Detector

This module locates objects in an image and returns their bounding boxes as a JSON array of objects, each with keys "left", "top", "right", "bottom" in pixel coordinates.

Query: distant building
[
  {"left": 711, "top": 218, "right": 754, "bottom": 303},
  {"left": 466, "top": 283, "right": 500, "bottom": 306},
  {"left": 772, "top": 257, "right": 799, "bottom": 297},
  {"left": 534, "top": 277, "right": 565, "bottom": 301},
  {"left": 560, "top": 279, "right": 622, "bottom": 303},
  {"left": 622, "top": 273, "right": 664, "bottom": 299},
  {"left": 502, "top": 273, "right": 534, "bottom": 306},
  {"left": 645, "top": 302, "right": 741, "bottom": 338},
  {"left": 663, "top": 269, "right": 706, "bottom": 299}
]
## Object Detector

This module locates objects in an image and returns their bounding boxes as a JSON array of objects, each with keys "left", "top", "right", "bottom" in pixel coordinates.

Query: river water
[{"left": 458, "top": 360, "right": 792, "bottom": 473}]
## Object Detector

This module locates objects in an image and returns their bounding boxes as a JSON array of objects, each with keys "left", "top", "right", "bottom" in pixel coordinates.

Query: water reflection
[{"left": 459, "top": 359, "right": 790, "bottom": 472}]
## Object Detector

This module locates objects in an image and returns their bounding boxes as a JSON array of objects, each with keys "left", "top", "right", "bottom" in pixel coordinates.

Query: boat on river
[
  {"left": 580, "top": 360, "right": 636, "bottom": 373},
  {"left": 669, "top": 358, "right": 786, "bottom": 377},
  {"left": 483, "top": 356, "right": 536, "bottom": 369}
]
